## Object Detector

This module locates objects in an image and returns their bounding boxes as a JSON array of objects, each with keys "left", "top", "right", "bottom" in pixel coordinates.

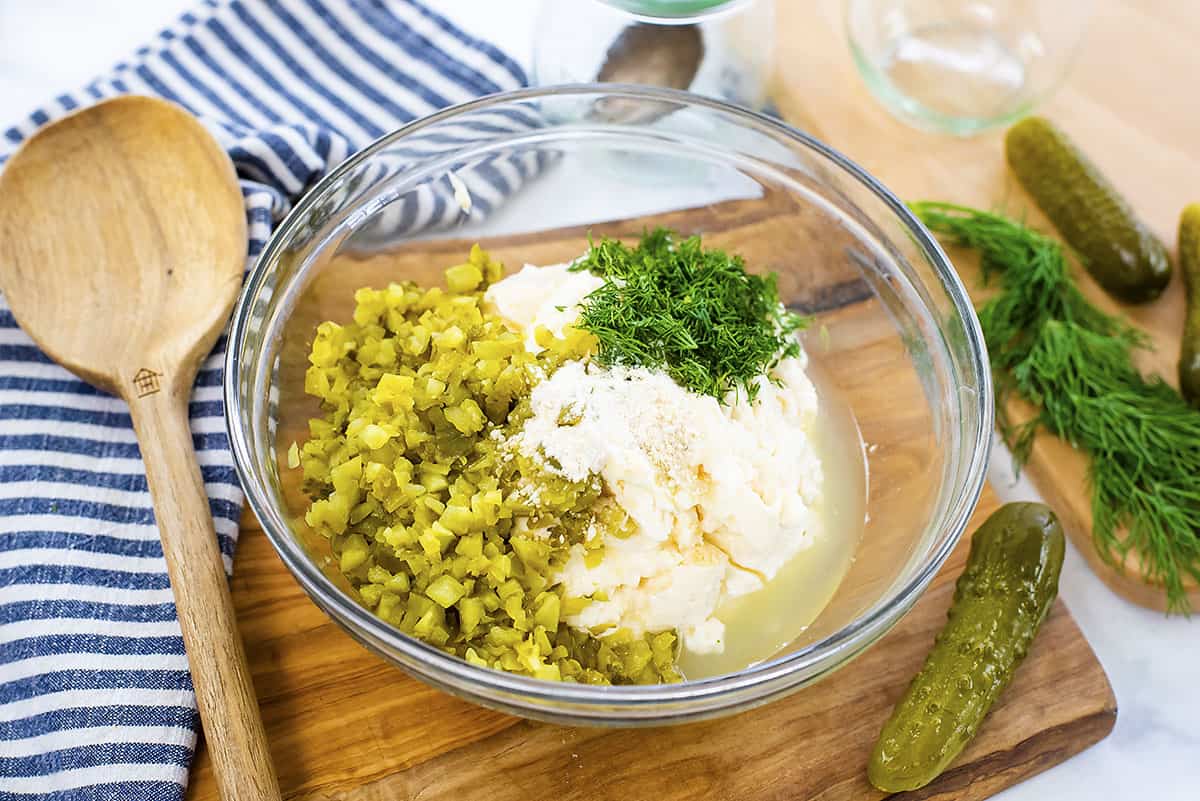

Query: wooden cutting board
[
  {"left": 772, "top": 0, "right": 1200, "bottom": 610},
  {"left": 191, "top": 199, "right": 1116, "bottom": 800}
]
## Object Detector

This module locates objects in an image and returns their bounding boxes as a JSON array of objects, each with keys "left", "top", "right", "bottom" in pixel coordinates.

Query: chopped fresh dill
[
  {"left": 569, "top": 228, "right": 809, "bottom": 403},
  {"left": 914, "top": 201, "right": 1200, "bottom": 611}
]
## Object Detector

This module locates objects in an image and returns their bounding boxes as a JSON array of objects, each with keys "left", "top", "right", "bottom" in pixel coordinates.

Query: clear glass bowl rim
[{"left": 224, "top": 83, "right": 993, "bottom": 710}]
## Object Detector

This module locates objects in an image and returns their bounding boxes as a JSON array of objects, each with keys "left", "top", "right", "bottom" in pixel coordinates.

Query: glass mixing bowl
[{"left": 225, "top": 85, "right": 991, "bottom": 726}]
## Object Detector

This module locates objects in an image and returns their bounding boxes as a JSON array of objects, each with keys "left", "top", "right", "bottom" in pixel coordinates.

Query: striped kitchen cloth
[{"left": 0, "top": 1, "right": 529, "bottom": 798}]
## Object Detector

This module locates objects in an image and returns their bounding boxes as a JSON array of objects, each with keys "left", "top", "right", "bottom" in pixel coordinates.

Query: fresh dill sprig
[
  {"left": 569, "top": 228, "right": 809, "bottom": 403},
  {"left": 913, "top": 201, "right": 1200, "bottom": 612}
]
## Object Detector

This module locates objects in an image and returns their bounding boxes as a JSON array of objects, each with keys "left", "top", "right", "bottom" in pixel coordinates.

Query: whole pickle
[
  {"left": 1006, "top": 117, "right": 1171, "bottom": 303},
  {"left": 1178, "top": 204, "right": 1200, "bottom": 405},
  {"left": 868, "top": 502, "right": 1065, "bottom": 792}
]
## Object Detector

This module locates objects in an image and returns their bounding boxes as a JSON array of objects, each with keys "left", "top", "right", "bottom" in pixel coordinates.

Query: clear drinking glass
[
  {"left": 225, "top": 86, "right": 992, "bottom": 725},
  {"left": 533, "top": 0, "right": 775, "bottom": 112},
  {"left": 845, "top": 0, "right": 1092, "bottom": 135}
]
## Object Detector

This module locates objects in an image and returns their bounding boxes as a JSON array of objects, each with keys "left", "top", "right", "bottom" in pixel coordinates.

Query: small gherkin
[
  {"left": 868, "top": 503, "right": 1064, "bottom": 793},
  {"left": 1006, "top": 116, "right": 1171, "bottom": 303},
  {"left": 1178, "top": 204, "right": 1200, "bottom": 405}
]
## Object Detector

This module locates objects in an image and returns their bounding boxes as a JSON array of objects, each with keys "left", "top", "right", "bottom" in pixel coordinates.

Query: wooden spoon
[{"left": 0, "top": 96, "right": 280, "bottom": 800}]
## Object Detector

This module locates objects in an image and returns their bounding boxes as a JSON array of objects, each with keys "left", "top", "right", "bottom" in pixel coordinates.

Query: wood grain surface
[{"left": 773, "top": 0, "right": 1200, "bottom": 610}]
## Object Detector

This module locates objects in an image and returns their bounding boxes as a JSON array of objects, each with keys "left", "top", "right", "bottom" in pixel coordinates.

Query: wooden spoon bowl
[{"left": 0, "top": 96, "right": 245, "bottom": 392}]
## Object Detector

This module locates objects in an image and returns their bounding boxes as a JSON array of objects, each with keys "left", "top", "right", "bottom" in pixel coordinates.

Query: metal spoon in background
[
  {"left": 592, "top": 22, "right": 705, "bottom": 123},
  {"left": 0, "top": 96, "right": 281, "bottom": 801}
]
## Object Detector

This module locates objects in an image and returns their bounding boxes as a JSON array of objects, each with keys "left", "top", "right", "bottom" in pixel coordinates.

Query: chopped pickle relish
[{"left": 297, "top": 245, "right": 681, "bottom": 684}]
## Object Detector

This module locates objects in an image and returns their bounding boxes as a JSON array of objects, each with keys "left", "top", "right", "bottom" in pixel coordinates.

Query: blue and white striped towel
[{"left": 0, "top": 2, "right": 525, "bottom": 797}]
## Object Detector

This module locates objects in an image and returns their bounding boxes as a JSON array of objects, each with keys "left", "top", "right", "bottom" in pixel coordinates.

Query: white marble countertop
[{"left": 1, "top": 2, "right": 1195, "bottom": 798}]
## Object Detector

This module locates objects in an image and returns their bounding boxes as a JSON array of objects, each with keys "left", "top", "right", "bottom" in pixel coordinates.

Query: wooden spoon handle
[{"left": 130, "top": 389, "right": 281, "bottom": 801}]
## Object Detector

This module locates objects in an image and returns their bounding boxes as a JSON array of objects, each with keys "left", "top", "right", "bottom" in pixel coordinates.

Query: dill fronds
[
  {"left": 914, "top": 201, "right": 1200, "bottom": 611},
  {"left": 569, "top": 229, "right": 809, "bottom": 402}
]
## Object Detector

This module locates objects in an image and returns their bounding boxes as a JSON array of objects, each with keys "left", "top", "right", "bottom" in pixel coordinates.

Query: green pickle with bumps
[
  {"left": 1006, "top": 116, "right": 1171, "bottom": 303},
  {"left": 868, "top": 502, "right": 1064, "bottom": 792},
  {"left": 297, "top": 245, "right": 681, "bottom": 684},
  {"left": 1178, "top": 204, "right": 1200, "bottom": 406}
]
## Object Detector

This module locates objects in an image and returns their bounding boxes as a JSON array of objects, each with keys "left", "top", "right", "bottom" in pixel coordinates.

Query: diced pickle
[
  {"left": 426, "top": 574, "right": 467, "bottom": 608},
  {"left": 445, "top": 262, "right": 484, "bottom": 293},
  {"left": 298, "top": 249, "right": 682, "bottom": 685}
]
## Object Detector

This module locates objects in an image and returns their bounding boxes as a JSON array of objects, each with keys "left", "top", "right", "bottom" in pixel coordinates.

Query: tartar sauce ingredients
[
  {"left": 506, "top": 327, "right": 822, "bottom": 656},
  {"left": 301, "top": 229, "right": 830, "bottom": 684},
  {"left": 914, "top": 202, "right": 1200, "bottom": 612},
  {"left": 570, "top": 229, "right": 810, "bottom": 402},
  {"left": 299, "top": 245, "right": 680, "bottom": 685}
]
